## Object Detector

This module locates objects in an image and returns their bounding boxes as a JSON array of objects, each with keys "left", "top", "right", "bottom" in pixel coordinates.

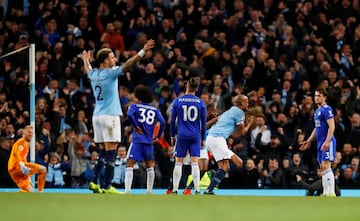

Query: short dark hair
[
  {"left": 96, "top": 48, "right": 113, "bottom": 63},
  {"left": 315, "top": 87, "right": 328, "bottom": 96},
  {"left": 134, "top": 85, "right": 153, "bottom": 103},
  {"left": 187, "top": 77, "right": 200, "bottom": 92}
]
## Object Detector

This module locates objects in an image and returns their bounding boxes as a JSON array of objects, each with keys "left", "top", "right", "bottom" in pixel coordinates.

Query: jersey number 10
[{"left": 182, "top": 105, "right": 198, "bottom": 122}]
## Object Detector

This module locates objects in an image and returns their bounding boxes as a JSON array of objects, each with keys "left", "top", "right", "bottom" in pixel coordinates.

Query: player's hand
[
  {"left": 81, "top": 50, "right": 91, "bottom": 61},
  {"left": 143, "top": 39, "right": 155, "bottom": 52},
  {"left": 152, "top": 138, "right": 159, "bottom": 144},
  {"left": 262, "top": 169, "right": 269, "bottom": 178},
  {"left": 299, "top": 140, "right": 310, "bottom": 151},
  {"left": 247, "top": 115, "right": 255, "bottom": 126},
  {"left": 135, "top": 126, "right": 144, "bottom": 135},
  {"left": 320, "top": 141, "right": 330, "bottom": 151},
  {"left": 19, "top": 162, "right": 30, "bottom": 175}
]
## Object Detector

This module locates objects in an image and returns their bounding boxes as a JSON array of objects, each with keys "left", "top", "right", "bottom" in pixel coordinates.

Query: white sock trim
[
  {"left": 125, "top": 167, "right": 134, "bottom": 193},
  {"left": 172, "top": 163, "right": 183, "bottom": 192}
]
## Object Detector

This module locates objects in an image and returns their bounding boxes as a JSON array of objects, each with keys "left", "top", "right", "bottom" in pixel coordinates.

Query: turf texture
[{"left": 1, "top": 193, "right": 359, "bottom": 221}]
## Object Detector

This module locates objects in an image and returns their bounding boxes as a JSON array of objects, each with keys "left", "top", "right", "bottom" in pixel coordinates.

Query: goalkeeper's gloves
[{"left": 19, "top": 162, "right": 30, "bottom": 175}]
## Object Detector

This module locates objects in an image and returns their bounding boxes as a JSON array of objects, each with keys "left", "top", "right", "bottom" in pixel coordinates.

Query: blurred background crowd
[{"left": 0, "top": 0, "right": 360, "bottom": 192}]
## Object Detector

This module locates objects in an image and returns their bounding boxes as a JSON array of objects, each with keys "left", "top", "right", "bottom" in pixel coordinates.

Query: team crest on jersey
[{"left": 19, "top": 145, "right": 24, "bottom": 151}]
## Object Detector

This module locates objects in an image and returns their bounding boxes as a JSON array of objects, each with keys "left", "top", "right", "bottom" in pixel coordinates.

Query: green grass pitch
[{"left": 1, "top": 193, "right": 359, "bottom": 221}]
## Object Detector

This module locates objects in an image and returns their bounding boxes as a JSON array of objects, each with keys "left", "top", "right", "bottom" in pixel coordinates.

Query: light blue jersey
[
  {"left": 208, "top": 106, "right": 245, "bottom": 139},
  {"left": 88, "top": 66, "right": 124, "bottom": 116}
]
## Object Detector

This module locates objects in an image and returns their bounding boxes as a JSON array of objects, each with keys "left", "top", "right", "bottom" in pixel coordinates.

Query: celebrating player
[
  {"left": 204, "top": 95, "right": 254, "bottom": 194},
  {"left": 81, "top": 39, "right": 154, "bottom": 194}
]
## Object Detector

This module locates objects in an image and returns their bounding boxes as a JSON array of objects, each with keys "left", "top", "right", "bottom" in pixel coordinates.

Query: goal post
[
  {"left": 0, "top": 43, "right": 36, "bottom": 185},
  {"left": 29, "top": 44, "right": 36, "bottom": 166}
]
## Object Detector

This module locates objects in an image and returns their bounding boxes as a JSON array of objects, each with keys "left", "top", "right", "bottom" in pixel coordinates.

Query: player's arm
[
  {"left": 122, "top": 39, "right": 155, "bottom": 73},
  {"left": 234, "top": 115, "right": 254, "bottom": 137},
  {"left": 233, "top": 123, "right": 245, "bottom": 137},
  {"left": 170, "top": 102, "right": 177, "bottom": 146},
  {"left": 206, "top": 117, "right": 218, "bottom": 130},
  {"left": 321, "top": 117, "right": 335, "bottom": 150},
  {"left": 200, "top": 103, "right": 207, "bottom": 143},
  {"left": 81, "top": 50, "right": 92, "bottom": 74},
  {"left": 127, "top": 105, "right": 138, "bottom": 128},
  {"left": 300, "top": 129, "right": 316, "bottom": 151},
  {"left": 156, "top": 111, "right": 166, "bottom": 140},
  {"left": 127, "top": 105, "right": 143, "bottom": 134},
  {"left": 12, "top": 143, "right": 31, "bottom": 174},
  {"left": 12, "top": 142, "right": 24, "bottom": 164},
  {"left": 307, "top": 129, "right": 316, "bottom": 143}
]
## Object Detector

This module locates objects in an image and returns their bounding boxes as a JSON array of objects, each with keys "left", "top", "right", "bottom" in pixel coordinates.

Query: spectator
[
  {"left": 111, "top": 146, "right": 127, "bottom": 189},
  {"left": 296, "top": 169, "right": 341, "bottom": 196},
  {"left": 250, "top": 114, "right": 271, "bottom": 154},
  {"left": 239, "top": 158, "right": 260, "bottom": 189},
  {"left": 84, "top": 151, "right": 100, "bottom": 184},
  {"left": 263, "top": 158, "right": 284, "bottom": 189},
  {"left": 288, "top": 153, "right": 310, "bottom": 187},
  {"left": 348, "top": 112, "right": 360, "bottom": 148},
  {"left": 45, "top": 152, "right": 69, "bottom": 188},
  {"left": 0, "top": 137, "right": 17, "bottom": 187},
  {"left": 338, "top": 166, "right": 359, "bottom": 189}
]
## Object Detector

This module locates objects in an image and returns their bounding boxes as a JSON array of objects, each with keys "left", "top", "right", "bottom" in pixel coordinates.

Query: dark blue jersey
[
  {"left": 314, "top": 104, "right": 335, "bottom": 148},
  {"left": 127, "top": 103, "right": 166, "bottom": 144},
  {"left": 170, "top": 94, "right": 207, "bottom": 140}
]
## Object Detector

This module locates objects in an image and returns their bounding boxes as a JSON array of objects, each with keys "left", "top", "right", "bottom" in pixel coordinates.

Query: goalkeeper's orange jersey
[{"left": 8, "top": 137, "right": 29, "bottom": 171}]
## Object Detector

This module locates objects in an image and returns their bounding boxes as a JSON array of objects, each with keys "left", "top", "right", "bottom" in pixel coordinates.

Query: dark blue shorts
[
  {"left": 174, "top": 136, "right": 200, "bottom": 158},
  {"left": 127, "top": 143, "right": 154, "bottom": 161},
  {"left": 317, "top": 137, "right": 336, "bottom": 164}
]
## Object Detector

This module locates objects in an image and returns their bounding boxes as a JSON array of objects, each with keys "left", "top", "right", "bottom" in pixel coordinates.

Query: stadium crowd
[{"left": 0, "top": 0, "right": 360, "bottom": 192}]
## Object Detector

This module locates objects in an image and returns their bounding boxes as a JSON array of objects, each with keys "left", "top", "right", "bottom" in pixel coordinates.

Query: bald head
[
  {"left": 234, "top": 94, "right": 249, "bottom": 110},
  {"left": 234, "top": 94, "right": 247, "bottom": 105}
]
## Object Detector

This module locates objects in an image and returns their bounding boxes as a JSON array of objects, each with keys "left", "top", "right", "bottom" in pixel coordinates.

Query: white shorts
[
  {"left": 182, "top": 147, "right": 208, "bottom": 165},
  {"left": 206, "top": 135, "right": 234, "bottom": 162},
  {"left": 183, "top": 154, "right": 191, "bottom": 165},
  {"left": 200, "top": 147, "right": 209, "bottom": 160},
  {"left": 92, "top": 115, "right": 121, "bottom": 143}
]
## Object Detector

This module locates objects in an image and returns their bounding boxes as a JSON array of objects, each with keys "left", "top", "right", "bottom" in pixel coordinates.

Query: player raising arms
[
  {"left": 81, "top": 39, "right": 155, "bottom": 194},
  {"left": 204, "top": 95, "right": 254, "bottom": 194},
  {"left": 8, "top": 125, "right": 47, "bottom": 192},
  {"left": 170, "top": 77, "right": 207, "bottom": 194},
  {"left": 124, "top": 85, "right": 166, "bottom": 194},
  {"left": 300, "top": 88, "right": 336, "bottom": 196}
]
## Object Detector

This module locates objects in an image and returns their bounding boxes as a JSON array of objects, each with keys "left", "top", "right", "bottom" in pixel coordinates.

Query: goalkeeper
[{"left": 8, "top": 125, "right": 47, "bottom": 192}]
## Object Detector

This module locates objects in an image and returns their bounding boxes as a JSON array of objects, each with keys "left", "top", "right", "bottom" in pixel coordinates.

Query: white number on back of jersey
[
  {"left": 138, "top": 108, "right": 155, "bottom": 125},
  {"left": 181, "top": 105, "right": 198, "bottom": 122}
]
